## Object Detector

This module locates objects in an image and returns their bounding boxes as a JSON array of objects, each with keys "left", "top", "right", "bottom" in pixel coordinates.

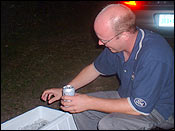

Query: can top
[{"left": 63, "top": 85, "right": 74, "bottom": 89}]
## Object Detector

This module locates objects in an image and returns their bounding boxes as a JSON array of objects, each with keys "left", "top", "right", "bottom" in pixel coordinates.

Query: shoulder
[{"left": 138, "top": 29, "right": 174, "bottom": 66}]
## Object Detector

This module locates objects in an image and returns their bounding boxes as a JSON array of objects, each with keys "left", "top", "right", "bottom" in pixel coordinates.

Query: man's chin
[{"left": 109, "top": 48, "right": 118, "bottom": 53}]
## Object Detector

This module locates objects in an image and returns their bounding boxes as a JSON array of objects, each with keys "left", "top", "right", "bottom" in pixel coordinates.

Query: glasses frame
[{"left": 99, "top": 31, "right": 124, "bottom": 46}]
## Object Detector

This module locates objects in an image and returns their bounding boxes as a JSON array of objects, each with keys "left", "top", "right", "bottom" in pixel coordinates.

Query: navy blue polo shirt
[{"left": 93, "top": 28, "right": 174, "bottom": 120}]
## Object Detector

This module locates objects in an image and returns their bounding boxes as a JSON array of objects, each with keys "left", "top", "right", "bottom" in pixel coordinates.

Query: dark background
[
  {"left": 1, "top": 1, "right": 119, "bottom": 123},
  {"left": 1, "top": 1, "right": 174, "bottom": 125}
]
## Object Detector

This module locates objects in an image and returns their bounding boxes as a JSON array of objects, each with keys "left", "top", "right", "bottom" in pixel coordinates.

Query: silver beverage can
[
  {"left": 62, "top": 85, "right": 75, "bottom": 104},
  {"left": 62, "top": 85, "right": 75, "bottom": 96}
]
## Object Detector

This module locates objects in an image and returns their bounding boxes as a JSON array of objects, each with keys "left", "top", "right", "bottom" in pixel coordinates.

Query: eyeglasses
[{"left": 99, "top": 31, "right": 123, "bottom": 46}]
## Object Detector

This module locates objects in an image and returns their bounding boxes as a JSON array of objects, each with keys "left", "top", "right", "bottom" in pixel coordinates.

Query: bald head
[{"left": 94, "top": 4, "right": 136, "bottom": 35}]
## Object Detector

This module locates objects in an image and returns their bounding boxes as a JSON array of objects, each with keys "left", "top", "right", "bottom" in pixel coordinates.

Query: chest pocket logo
[{"left": 134, "top": 98, "right": 147, "bottom": 107}]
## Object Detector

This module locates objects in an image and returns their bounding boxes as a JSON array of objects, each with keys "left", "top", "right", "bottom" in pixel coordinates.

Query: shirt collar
[{"left": 118, "top": 27, "right": 143, "bottom": 62}]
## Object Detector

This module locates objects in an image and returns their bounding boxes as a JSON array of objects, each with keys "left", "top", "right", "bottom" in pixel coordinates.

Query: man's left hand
[{"left": 60, "top": 93, "right": 91, "bottom": 113}]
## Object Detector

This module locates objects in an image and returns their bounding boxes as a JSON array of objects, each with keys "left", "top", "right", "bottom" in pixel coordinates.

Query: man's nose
[{"left": 98, "top": 40, "right": 104, "bottom": 46}]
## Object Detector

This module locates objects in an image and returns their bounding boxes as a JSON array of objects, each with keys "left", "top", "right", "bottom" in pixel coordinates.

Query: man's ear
[{"left": 121, "top": 32, "right": 130, "bottom": 40}]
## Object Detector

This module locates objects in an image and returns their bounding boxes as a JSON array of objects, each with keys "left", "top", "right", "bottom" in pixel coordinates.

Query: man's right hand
[{"left": 41, "top": 88, "right": 62, "bottom": 104}]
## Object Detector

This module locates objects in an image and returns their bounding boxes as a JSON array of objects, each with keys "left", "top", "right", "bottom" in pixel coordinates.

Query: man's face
[{"left": 94, "top": 19, "right": 125, "bottom": 53}]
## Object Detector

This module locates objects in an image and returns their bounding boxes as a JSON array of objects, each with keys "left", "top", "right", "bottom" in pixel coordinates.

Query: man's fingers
[
  {"left": 60, "top": 105, "right": 77, "bottom": 114},
  {"left": 61, "top": 99, "right": 72, "bottom": 106},
  {"left": 48, "top": 96, "right": 59, "bottom": 104},
  {"left": 41, "top": 93, "right": 48, "bottom": 101},
  {"left": 48, "top": 93, "right": 54, "bottom": 100},
  {"left": 42, "top": 89, "right": 55, "bottom": 100}
]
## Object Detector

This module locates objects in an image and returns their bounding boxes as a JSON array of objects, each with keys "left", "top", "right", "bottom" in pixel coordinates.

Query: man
[{"left": 41, "top": 4, "right": 174, "bottom": 130}]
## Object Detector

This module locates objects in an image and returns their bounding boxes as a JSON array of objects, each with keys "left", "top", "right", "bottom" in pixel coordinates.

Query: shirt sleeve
[
  {"left": 93, "top": 48, "right": 119, "bottom": 76},
  {"left": 128, "top": 60, "right": 172, "bottom": 115}
]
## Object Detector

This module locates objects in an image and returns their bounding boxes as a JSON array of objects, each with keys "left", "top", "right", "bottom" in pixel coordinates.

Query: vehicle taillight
[
  {"left": 124, "top": 1, "right": 136, "bottom": 6},
  {"left": 121, "top": 1, "right": 144, "bottom": 10}
]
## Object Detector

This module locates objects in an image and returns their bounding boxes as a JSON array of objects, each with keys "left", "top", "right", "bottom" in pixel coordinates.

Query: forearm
[
  {"left": 68, "top": 63, "right": 100, "bottom": 90},
  {"left": 88, "top": 96, "right": 141, "bottom": 115}
]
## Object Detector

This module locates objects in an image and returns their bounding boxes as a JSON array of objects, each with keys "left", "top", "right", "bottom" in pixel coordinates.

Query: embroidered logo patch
[{"left": 134, "top": 98, "right": 147, "bottom": 107}]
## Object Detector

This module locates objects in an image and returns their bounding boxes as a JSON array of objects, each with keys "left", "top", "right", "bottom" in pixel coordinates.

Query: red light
[
  {"left": 121, "top": 1, "right": 145, "bottom": 10},
  {"left": 124, "top": 1, "right": 136, "bottom": 6}
]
